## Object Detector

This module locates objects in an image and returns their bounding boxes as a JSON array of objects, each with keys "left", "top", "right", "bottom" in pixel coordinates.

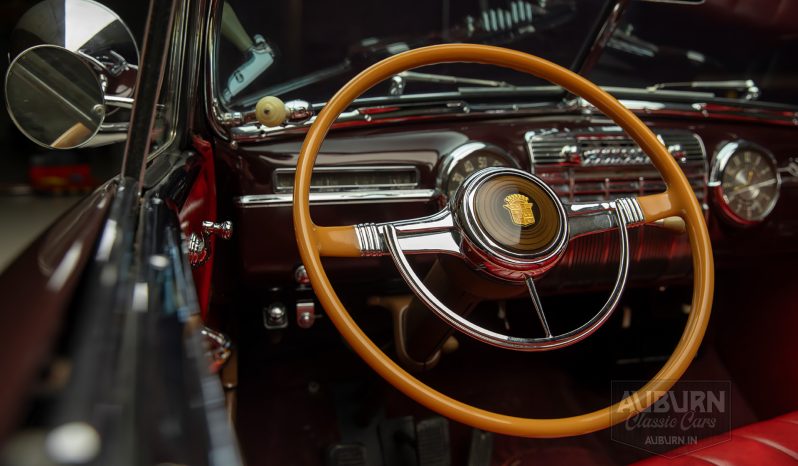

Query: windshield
[
  {"left": 213, "top": 0, "right": 609, "bottom": 109},
  {"left": 589, "top": 1, "right": 798, "bottom": 105},
  {"left": 212, "top": 0, "right": 798, "bottom": 112}
]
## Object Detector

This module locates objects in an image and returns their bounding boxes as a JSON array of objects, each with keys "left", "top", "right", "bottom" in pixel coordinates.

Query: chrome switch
[{"left": 296, "top": 300, "right": 316, "bottom": 329}]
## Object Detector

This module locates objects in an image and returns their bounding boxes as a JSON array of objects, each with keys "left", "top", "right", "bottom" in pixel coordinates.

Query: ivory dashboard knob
[{"left": 255, "top": 95, "right": 287, "bottom": 127}]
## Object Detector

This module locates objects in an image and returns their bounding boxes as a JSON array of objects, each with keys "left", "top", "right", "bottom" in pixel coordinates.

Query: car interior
[{"left": 1, "top": 0, "right": 797, "bottom": 465}]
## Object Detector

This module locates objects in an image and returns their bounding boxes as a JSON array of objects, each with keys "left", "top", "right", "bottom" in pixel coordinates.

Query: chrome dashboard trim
[
  {"left": 272, "top": 165, "right": 420, "bottom": 193},
  {"left": 235, "top": 189, "right": 436, "bottom": 207}
]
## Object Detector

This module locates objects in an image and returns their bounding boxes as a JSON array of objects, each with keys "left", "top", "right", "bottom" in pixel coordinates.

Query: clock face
[{"left": 715, "top": 145, "right": 780, "bottom": 224}]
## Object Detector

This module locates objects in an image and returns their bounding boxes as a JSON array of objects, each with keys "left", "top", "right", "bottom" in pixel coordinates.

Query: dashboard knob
[
  {"left": 263, "top": 303, "right": 288, "bottom": 329},
  {"left": 294, "top": 265, "right": 310, "bottom": 285},
  {"left": 255, "top": 96, "right": 287, "bottom": 127}
]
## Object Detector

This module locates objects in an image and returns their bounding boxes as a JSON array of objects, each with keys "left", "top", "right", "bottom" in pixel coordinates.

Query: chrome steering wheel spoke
[
  {"left": 566, "top": 197, "right": 645, "bottom": 241},
  {"left": 354, "top": 207, "right": 464, "bottom": 258},
  {"left": 525, "top": 276, "right": 552, "bottom": 338}
]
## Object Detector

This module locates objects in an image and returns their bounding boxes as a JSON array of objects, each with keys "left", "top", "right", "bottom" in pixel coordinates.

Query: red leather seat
[{"left": 635, "top": 411, "right": 798, "bottom": 465}]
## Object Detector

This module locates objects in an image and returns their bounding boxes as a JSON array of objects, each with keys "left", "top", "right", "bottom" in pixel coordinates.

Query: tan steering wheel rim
[{"left": 293, "top": 44, "right": 714, "bottom": 438}]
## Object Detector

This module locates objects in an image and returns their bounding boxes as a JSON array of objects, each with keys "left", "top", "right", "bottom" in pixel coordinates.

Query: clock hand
[{"left": 726, "top": 179, "right": 776, "bottom": 198}]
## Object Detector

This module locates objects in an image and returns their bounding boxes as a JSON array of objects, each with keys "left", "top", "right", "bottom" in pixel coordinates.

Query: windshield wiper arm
[
  {"left": 646, "top": 79, "right": 760, "bottom": 100},
  {"left": 389, "top": 70, "right": 513, "bottom": 96}
]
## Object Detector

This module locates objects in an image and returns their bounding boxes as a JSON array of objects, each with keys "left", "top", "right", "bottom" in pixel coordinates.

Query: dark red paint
[
  {"left": 0, "top": 183, "right": 115, "bottom": 440},
  {"left": 182, "top": 134, "right": 218, "bottom": 320}
]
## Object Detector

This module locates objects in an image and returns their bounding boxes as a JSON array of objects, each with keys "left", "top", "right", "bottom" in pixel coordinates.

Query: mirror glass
[
  {"left": 10, "top": 0, "right": 139, "bottom": 103},
  {"left": 6, "top": 45, "right": 105, "bottom": 149}
]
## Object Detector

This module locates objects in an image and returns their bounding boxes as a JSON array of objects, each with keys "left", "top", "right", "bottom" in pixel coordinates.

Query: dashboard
[{"left": 217, "top": 113, "right": 798, "bottom": 291}]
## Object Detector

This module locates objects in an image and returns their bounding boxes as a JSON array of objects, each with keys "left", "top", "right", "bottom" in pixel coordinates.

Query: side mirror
[
  {"left": 5, "top": 0, "right": 139, "bottom": 149},
  {"left": 6, "top": 45, "right": 106, "bottom": 149}
]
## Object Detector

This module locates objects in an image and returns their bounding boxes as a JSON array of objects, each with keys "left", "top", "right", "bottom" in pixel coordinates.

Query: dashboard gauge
[
  {"left": 710, "top": 141, "right": 781, "bottom": 225},
  {"left": 438, "top": 142, "right": 519, "bottom": 200}
]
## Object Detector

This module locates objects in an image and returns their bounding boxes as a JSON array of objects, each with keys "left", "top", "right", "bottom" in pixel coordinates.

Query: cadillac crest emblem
[{"left": 503, "top": 193, "right": 536, "bottom": 226}]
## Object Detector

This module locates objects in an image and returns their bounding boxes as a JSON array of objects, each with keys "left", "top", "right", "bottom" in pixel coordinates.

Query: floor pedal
[
  {"left": 416, "top": 417, "right": 451, "bottom": 466},
  {"left": 379, "top": 416, "right": 418, "bottom": 466},
  {"left": 327, "top": 444, "right": 368, "bottom": 466},
  {"left": 467, "top": 429, "right": 493, "bottom": 466}
]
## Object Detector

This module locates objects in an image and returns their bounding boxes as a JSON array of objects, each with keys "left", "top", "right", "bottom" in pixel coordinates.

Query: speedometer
[
  {"left": 710, "top": 141, "right": 781, "bottom": 225},
  {"left": 438, "top": 142, "right": 518, "bottom": 200}
]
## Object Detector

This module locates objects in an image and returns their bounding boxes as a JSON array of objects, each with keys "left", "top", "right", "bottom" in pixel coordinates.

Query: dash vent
[
  {"left": 525, "top": 128, "right": 707, "bottom": 205},
  {"left": 526, "top": 129, "right": 705, "bottom": 166}
]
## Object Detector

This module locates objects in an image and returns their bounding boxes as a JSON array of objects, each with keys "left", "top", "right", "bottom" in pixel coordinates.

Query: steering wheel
[{"left": 293, "top": 44, "right": 714, "bottom": 437}]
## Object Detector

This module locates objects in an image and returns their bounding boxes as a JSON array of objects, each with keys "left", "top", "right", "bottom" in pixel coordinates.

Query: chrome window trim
[
  {"left": 205, "top": 0, "right": 232, "bottom": 141},
  {"left": 235, "top": 189, "right": 436, "bottom": 207},
  {"left": 145, "top": 0, "right": 190, "bottom": 163}
]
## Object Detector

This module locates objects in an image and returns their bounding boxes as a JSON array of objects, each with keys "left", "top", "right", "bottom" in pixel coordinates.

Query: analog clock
[{"left": 710, "top": 141, "right": 781, "bottom": 225}]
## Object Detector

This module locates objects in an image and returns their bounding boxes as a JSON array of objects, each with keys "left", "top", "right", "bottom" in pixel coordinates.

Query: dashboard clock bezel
[
  {"left": 437, "top": 141, "right": 520, "bottom": 203},
  {"left": 709, "top": 140, "right": 781, "bottom": 226}
]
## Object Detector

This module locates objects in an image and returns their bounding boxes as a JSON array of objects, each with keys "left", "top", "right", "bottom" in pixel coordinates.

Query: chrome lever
[{"left": 188, "top": 220, "right": 233, "bottom": 267}]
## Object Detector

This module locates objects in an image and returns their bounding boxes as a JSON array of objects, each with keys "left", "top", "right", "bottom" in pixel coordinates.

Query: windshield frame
[{"left": 204, "top": 0, "right": 623, "bottom": 138}]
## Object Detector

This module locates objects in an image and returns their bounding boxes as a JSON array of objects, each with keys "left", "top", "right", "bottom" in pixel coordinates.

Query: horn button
[{"left": 454, "top": 168, "right": 569, "bottom": 280}]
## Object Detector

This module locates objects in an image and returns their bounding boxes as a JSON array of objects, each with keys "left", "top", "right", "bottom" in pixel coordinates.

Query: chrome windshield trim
[
  {"left": 604, "top": 98, "right": 798, "bottom": 126},
  {"left": 205, "top": 0, "right": 232, "bottom": 140},
  {"left": 216, "top": 97, "right": 798, "bottom": 144},
  {"left": 227, "top": 101, "right": 578, "bottom": 142},
  {"left": 235, "top": 189, "right": 436, "bottom": 207}
]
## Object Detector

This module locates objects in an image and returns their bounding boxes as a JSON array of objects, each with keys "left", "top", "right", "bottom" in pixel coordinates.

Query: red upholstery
[{"left": 634, "top": 411, "right": 798, "bottom": 466}]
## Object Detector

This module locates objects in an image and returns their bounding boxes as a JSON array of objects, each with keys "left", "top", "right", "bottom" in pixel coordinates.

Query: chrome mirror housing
[{"left": 5, "top": 0, "right": 139, "bottom": 149}]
